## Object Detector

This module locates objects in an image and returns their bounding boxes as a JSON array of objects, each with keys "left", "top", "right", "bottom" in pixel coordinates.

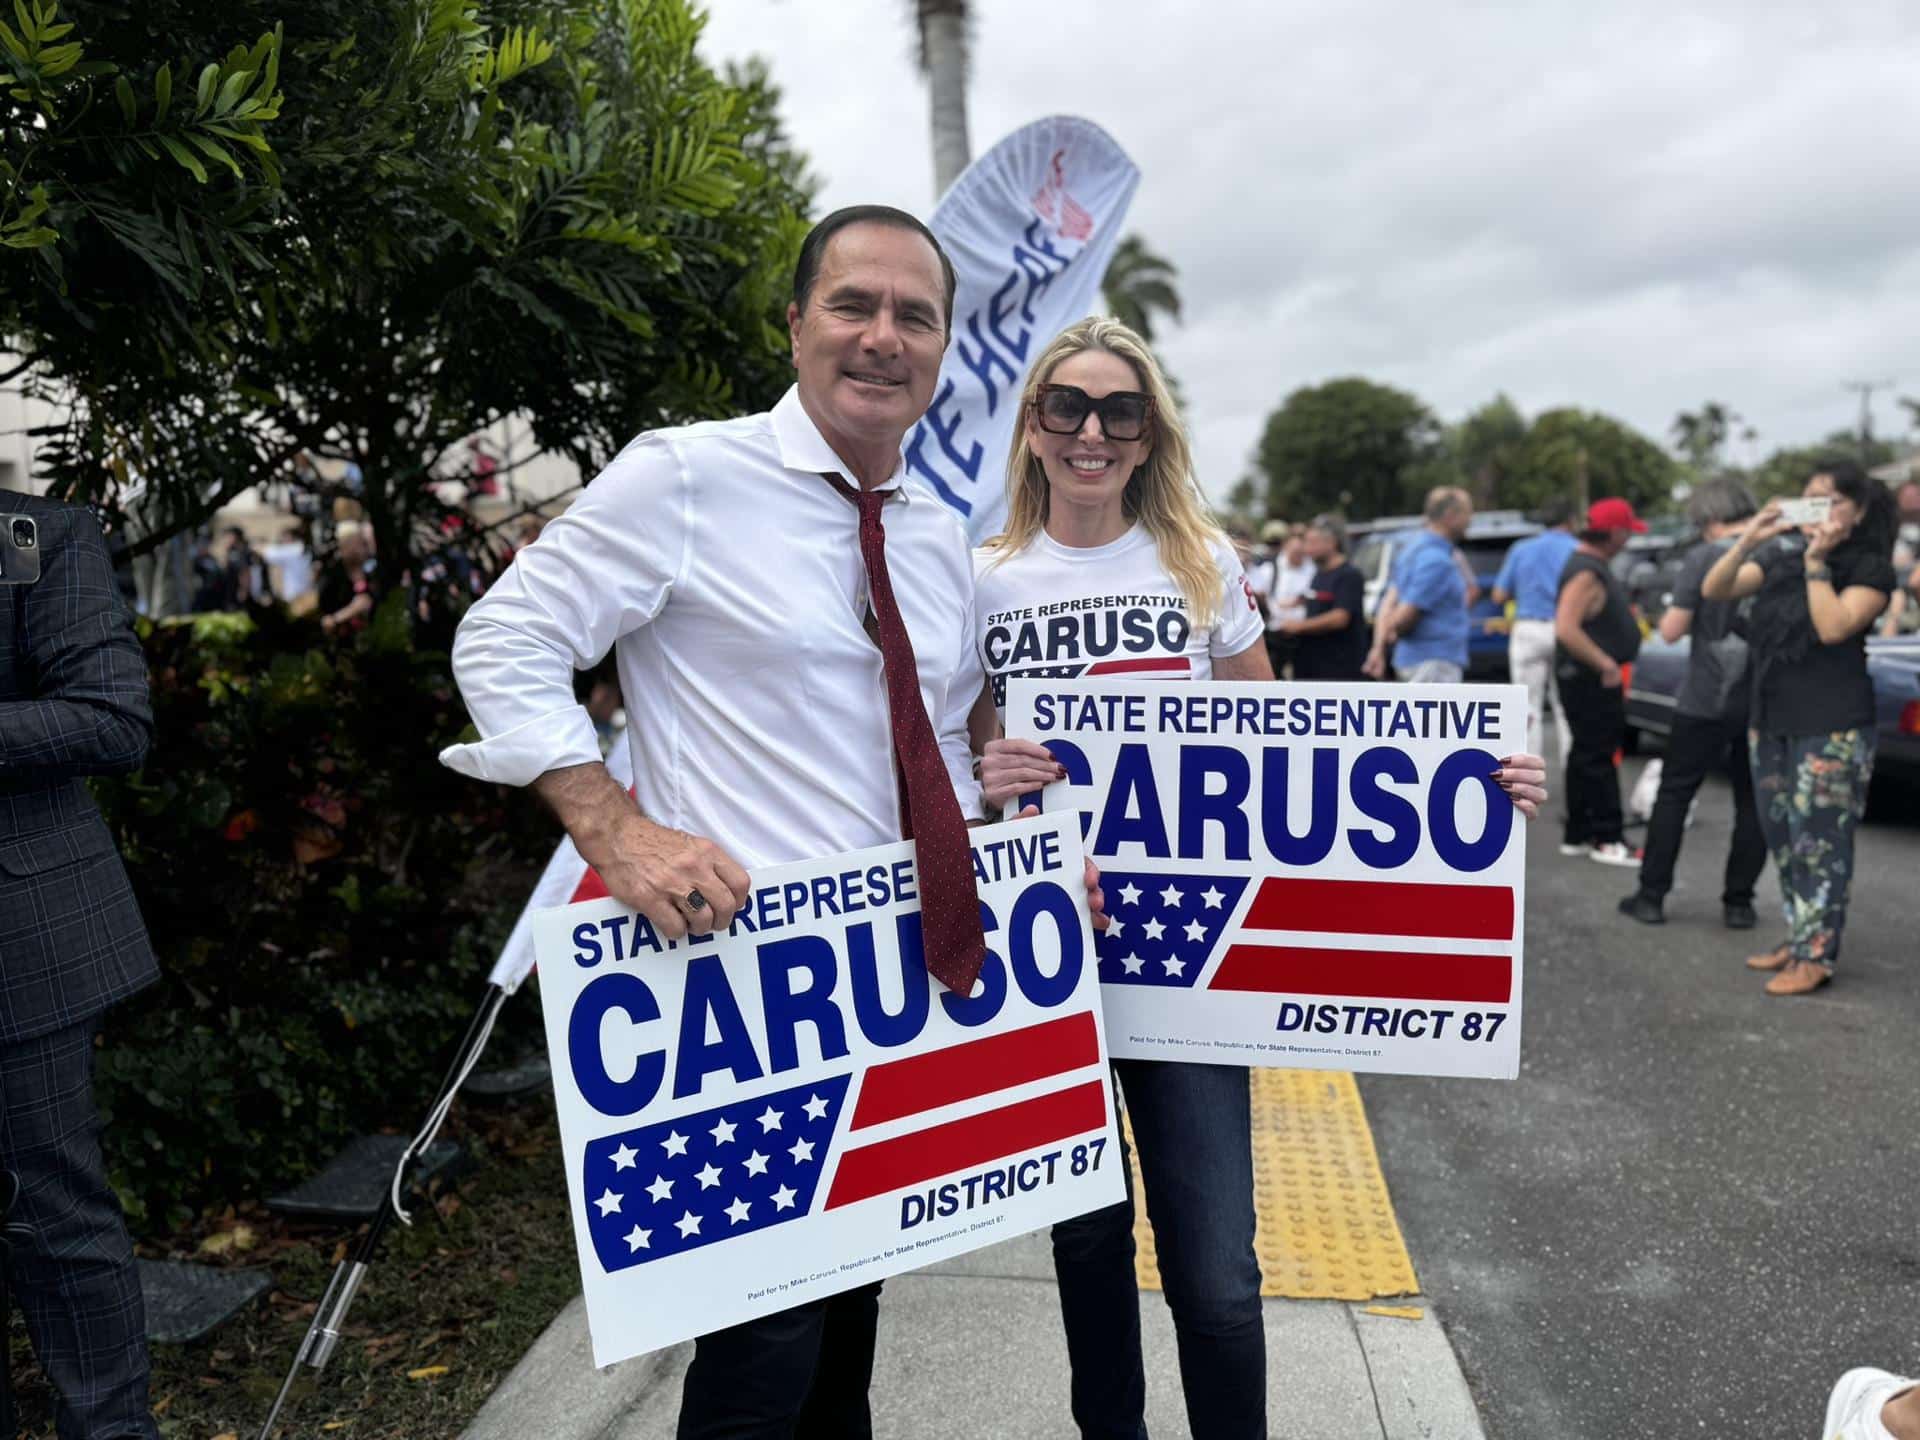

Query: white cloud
[{"left": 700, "top": 0, "right": 1920, "bottom": 502}]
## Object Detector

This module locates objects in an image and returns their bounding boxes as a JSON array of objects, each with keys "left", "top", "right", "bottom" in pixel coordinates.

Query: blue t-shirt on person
[
  {"left": 1492, "top": 529, "right": 1578, "bottom": 620},
  {"left": 1389, "top": 530, "right": 1469, "bottom": 669}
]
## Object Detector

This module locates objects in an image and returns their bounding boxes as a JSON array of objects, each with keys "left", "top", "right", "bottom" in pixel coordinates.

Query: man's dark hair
[{"left": 792, "top": 205, "right": 958, "bottom": 333}]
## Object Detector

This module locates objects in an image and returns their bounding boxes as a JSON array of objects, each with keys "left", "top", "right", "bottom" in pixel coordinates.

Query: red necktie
[{"left": 852, "top": 487, "right": 987, "bottom": 996}]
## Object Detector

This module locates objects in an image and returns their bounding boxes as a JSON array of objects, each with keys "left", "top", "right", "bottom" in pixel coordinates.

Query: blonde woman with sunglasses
[
  {"left": 969, "top": 317, "right": 1272, "bottom": 1439},
  {"left": 967, "top": 317, "right": 1548, "bottom": 1438}
]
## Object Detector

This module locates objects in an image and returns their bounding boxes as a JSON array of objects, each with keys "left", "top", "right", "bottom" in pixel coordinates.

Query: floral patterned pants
[{"left": 1749, "top": 728, "right": 1877, "bottom": 971}]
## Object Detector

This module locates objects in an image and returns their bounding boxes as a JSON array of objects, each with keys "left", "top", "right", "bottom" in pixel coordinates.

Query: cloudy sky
[{"left": 698, "top": 0, "right": 1919, "bottom": 501}]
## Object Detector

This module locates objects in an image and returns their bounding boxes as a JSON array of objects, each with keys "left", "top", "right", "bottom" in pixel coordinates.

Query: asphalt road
[{"left": 1363, "top": 757, "right": 1920, "bottom": 1440}]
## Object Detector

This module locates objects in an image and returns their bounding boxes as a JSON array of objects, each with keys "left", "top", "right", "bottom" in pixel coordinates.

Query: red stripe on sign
[
  {"left": 1246, "top": 878, "right": 1513, "bottom": 941},
  {"left": 825, "top": 1079, "right": 1108, "bottom": 1210},
  {"left": 1084, "top": 657, "right": 1189, "bottom": 676},
  {"left": 1210, "top": 945, "right": 1513, "bottom": 1004},
  {"left": 851, "top": 1011, "right": 1101, "bottom": 1130}
]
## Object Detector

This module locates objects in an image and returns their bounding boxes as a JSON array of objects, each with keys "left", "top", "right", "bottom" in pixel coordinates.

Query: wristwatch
[{"left": 1805, "top": 562, "right": 1831, "bottom": 582}]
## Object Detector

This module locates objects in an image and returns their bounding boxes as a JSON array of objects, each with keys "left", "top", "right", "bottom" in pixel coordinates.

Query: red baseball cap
[{"left": 1587, "top": 497, "right": 1648, "bottom": 533}]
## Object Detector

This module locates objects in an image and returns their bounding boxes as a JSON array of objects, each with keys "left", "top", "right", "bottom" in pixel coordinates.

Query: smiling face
[
  {"left": 787, "top": 222, "right": 947, "bottom": 470},
  {"left": 1024, "top": 348, "right": 1155, "bottom": 521}
]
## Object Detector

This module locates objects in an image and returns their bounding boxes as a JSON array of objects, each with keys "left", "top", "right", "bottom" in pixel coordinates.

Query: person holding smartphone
[{"left": 1700, "top": 463, "right": 1896, "bottom": 996}]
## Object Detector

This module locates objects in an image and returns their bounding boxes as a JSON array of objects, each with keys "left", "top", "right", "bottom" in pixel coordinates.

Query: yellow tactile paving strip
[{"left": 1130, "top": 1068, "right": 1419, "bottom": 1301}]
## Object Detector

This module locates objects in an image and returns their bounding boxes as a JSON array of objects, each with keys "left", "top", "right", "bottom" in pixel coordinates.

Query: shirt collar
[{"left": 772, "top": 385, "right": 914, "bottom": 500}]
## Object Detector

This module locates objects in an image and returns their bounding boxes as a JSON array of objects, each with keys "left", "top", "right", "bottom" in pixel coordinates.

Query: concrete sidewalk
[{"left": 461, "top": 1229, "right": 1485, "bottom": 1440}]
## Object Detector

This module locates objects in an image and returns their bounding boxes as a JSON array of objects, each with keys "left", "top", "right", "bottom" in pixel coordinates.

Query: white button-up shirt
[{"left": 439, "top": 387, "right": 984, "bottom": 869}]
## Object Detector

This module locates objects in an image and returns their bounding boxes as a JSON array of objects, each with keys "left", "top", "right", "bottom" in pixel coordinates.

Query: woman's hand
[
  {"left": 1736, "top": 499, "right": 1793, "bottom": 556},
  {"left": 1492, "top": 753, "right": 1548, "bottom": 821},
  {"left": 1015, "top": 803, "right": 1107, "bottom": 930},
  {"left": 980, "top": 737, "right": 1065, "bottom": 810},
  {"left": 1804, "top": 511, "right": 1851, "bottom": 564}
]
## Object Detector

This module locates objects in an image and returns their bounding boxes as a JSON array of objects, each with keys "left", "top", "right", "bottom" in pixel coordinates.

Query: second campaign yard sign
[
  {"left": 1006, "top": 679, "right": 1528, "bottom": 1081},
  {"left": 533, "top": 813, "right": 1124, "bottom": 1366}
]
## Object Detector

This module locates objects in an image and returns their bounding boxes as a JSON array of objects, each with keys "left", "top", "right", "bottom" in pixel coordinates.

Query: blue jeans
[{"left": 1050, "top": 1060, "right": 1265, "bottom": 1439}]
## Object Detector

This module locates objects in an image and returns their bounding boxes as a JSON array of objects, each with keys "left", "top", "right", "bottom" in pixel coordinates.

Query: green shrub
[{"left": 91, "top": 599, "right": 556, "bottom": 1232}]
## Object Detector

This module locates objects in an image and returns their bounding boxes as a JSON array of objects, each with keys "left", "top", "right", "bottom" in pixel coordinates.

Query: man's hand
[
  {"left": 1491, "top": 753, "right": 1549, "bottom": 821},
  {"left": 1016, "top": 804, "right": 1106, "bottom": 930},
  {"left": 593, "top": 813, "right": 753, "bottom": 941},
  {"left": 981, "top": 737, "right": 1065, "bottom": 811},
  {"left": 1597, "top": 657, "right": 1623, "bottom": 689},
  {"left": 1361, "top": 646, "right": 1388, "bottom": 679},
  {"left": 533, "top": 760, "right": 750, "bottom": 942}
]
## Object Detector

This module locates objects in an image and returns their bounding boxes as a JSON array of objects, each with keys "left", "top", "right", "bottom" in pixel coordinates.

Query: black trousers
[
  {"left": 676, "top": 1282, "right": 881, "bottom": 1439},
  {"left": 0, "top": 1020, "right": 157, "bottom": 1440},
  {"left": 1558, "top": 664, "right": 1627, "bottom": 847},
  {"left": 1636, "top": 711, "right": 1767, "bottom": 905}
]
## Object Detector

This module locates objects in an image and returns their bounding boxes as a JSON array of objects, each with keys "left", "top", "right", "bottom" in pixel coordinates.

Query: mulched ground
[{"left": 7, "top": 1098, "right": 577, "bottom": 1440}]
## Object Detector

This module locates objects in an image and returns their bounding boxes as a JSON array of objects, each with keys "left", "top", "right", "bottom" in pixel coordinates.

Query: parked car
[
  {"left": 1349, "top": 510, "right": 1543, "bottom": 680},
  {"left": 1625, "top": 634, "right": 1920, "bottom": 800},
  {"left": 1612, "top": 524, "right": 1696, "bottom": 619}
]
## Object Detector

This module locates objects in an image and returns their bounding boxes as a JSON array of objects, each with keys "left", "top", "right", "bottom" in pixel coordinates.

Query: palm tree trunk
[{"left": 920, "top": 5, "right": 971, "bottom": 198}]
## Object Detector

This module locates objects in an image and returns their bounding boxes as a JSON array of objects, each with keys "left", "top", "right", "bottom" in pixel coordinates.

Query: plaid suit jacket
[{"left": 0, "top": 491, "right": 159, "bottom": 1043}]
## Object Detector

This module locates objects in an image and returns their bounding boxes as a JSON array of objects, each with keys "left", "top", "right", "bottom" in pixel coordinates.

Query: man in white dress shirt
[{"left": 440, "top": 206, "right": 979, "bottom": 1438}]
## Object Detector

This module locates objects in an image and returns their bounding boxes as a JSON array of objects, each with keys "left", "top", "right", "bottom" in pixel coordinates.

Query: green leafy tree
[
  {"left": 1507, "top": 407, "right": 1680, "bottom": 514},
  {"left": 1448, "top": 393, "right": 1529, "bottom": 506},
  {"left": 1752, "top": 431, "right": 1896, "bottom": 499},
  {"left": 3, "top": 0, "right": 813, "bottom": 573},
  {"left": 1101, "top": 233, "right": 1182, "bottom": 343},
  {"left": 1252, "top": 377, "right": 1443, "bottom": 520},
  {"left": 1670, "top": 401, "right": 1744, "bottom": 475}
]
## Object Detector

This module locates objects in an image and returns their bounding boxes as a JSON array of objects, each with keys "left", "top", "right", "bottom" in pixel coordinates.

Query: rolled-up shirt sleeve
[{"left": 439, "top": 436, "right": 689, "bottom": 786}]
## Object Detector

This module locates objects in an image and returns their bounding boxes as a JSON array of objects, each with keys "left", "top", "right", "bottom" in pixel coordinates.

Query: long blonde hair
[{"left": 982, "top": 316, "right": 1227, "bottom": 626}]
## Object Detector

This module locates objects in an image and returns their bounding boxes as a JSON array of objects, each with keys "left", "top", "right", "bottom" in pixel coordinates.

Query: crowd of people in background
[{"left": 1227, "top": 458, "right": 1913, "bottom": 1003}]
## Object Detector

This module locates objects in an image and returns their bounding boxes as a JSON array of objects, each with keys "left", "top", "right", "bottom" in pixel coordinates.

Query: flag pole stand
[{"left": 255, "top": 983, "right": 510, "bottom": 1440}]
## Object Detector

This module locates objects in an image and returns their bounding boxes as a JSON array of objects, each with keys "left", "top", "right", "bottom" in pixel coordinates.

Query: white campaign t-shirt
[{"left": 973, "top": 524, "right": 1265, "bottom": 722}]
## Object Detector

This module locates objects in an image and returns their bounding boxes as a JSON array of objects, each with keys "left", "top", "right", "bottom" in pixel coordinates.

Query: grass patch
[{"left": 9, "top": 1098, "right": 579, "bottom": 1439}]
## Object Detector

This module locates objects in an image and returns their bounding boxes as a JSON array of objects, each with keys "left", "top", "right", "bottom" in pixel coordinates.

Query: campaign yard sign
[
  {"left": 1005, "top": 679, "right": 1528, "bottom": 1081},
  {"left": 532, "top": 813, "right": 1124, "bottom": 1366}
]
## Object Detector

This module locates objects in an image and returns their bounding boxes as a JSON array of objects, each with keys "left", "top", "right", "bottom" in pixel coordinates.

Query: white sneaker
[
  {"left": 1586, "top": 841, "right": 1640, "bottom": 868},
  {"left": 1558, "top": 842, "right": 1586, "bottom": 857},
  {"left": 1823, "top": 1367, "right": 1915, "bottom": 1438}
]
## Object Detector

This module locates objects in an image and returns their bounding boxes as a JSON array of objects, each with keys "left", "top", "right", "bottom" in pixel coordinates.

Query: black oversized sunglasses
[{"left": 1032, "top": 384, "right": 1154, "bottom": 442}]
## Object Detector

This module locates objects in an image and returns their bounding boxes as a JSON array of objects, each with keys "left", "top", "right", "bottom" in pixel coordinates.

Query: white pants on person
[
  {"left": 1509, "top": 618, "right": 1571, "bottom": 758},
  {"left": 1395, "top": 660, "right": 1464, "bottom": 683}
]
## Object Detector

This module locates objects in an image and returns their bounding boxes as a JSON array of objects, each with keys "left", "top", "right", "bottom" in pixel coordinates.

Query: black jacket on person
[{"left": 0, "top": 492, "right": 160, "bottom": 1044}]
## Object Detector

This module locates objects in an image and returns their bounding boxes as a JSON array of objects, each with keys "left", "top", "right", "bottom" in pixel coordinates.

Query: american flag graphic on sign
[
  {"left": 1093, "top": 871, "right": 1248, "bottom": 988},
  {"left": 579, "top": 1012, "right": 1110, "bottom": 1278},
  {"left": 1097, "top": 873, "right": 1516, "bottom": 1002}
]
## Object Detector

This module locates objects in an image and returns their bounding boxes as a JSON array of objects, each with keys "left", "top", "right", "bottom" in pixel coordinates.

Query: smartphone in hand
[
  {"left": 1776, "top": 497, "right": 1832, "bottom": 527},
  {"left": 1, "top": 515, "right": 41, "bottom": 585}
]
